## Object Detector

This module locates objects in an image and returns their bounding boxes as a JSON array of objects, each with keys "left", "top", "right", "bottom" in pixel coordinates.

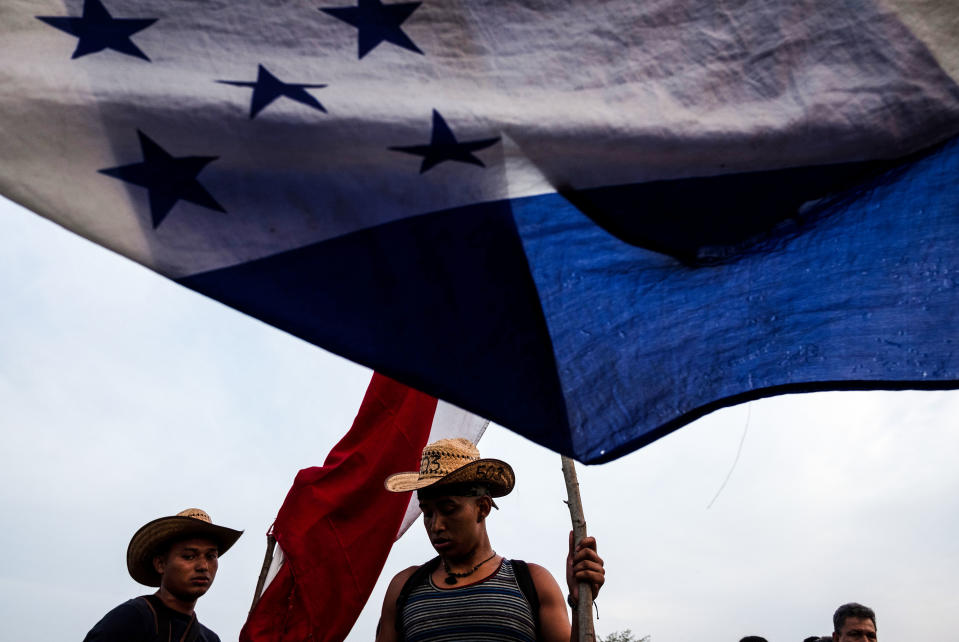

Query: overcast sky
[{"left": 2, "top": 196, "right": 958, "bottom": 641}]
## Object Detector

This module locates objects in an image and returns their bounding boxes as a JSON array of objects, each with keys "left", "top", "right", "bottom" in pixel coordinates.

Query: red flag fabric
[{"left": 241, "top": 373, "right": 437, "bottom": 642}]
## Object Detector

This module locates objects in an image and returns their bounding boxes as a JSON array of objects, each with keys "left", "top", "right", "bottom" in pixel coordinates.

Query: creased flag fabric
[
  {"left": 2, "top": 1, "right": 959, "bottom": 463},
  {"left": 241, "top": 373, "right": 486, "bottom": 642}
]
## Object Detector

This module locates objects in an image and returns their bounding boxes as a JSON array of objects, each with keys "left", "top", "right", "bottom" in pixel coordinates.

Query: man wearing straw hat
[
  {"left": 376, "top": 438, "right": 606, "bottom": 642},
  {"left": 83, "top": 508, "right": 242, "bottom": 642}
]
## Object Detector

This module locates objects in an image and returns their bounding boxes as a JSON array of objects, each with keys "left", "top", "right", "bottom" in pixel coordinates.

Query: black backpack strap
[
  {"left": 394, "top": 556, "right": 441, "bottom": 639},
  {"left": 510, "top": 559, "right": 541, "bottom": 638}
]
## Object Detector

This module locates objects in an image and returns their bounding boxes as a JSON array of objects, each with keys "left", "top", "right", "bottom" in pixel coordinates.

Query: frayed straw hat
[
  {"left": 384, "top": 438, "right": 514, "bottom": 497},
  {"left": 126, "top": 508, "right": 242, "bottom": 587}
]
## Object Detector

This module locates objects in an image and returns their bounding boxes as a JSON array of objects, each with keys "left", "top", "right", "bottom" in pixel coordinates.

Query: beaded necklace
[{"left": 442, "top": 551, "right": 497, "bottom": 585}]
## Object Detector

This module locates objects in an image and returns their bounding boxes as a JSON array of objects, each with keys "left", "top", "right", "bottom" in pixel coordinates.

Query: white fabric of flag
[{"left": 3, "top": 0, "right": 959, "bottom": 463}]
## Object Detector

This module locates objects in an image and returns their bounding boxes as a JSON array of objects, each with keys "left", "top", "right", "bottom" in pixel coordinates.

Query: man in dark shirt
[{"left": 84, "top": 508, "right": 242, "bottom": 642}]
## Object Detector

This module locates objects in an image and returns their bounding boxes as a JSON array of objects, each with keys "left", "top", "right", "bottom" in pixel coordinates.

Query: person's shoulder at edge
[
  {"left": 375, "top": 565, "right": 422, "bottom": 642},
  {"left": 197, "top": 620, "right": 222, "bottom": 642},
  {"left": 82, "top": 597, "right": 153, "bottom": 641},
  {"left": 526, "top": 561, "right": 562, "bottom": 596},
  {"left": 387, "top": 564, "right": 423, "bottom": 595},
  {"left": 525, "top": 562, "right": 571, "bottom": 642}
]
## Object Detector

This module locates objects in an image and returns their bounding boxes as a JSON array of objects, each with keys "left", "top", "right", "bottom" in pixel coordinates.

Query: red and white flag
[{"left": 241, "top": 373, "right": 487, "bottom": 642}]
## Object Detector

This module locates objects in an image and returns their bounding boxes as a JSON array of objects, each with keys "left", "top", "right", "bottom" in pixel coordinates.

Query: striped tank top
[{"left": 401, "top": 559, "right": 537, "bottom": 642}]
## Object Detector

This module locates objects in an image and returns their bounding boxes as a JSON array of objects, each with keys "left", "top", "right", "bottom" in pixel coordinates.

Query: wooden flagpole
[
  {"left": 561, "top": 455, "right": 595, "bottom": 642},
  {"left": 249, "top": 533, "right": 277, "bottom": 614}
]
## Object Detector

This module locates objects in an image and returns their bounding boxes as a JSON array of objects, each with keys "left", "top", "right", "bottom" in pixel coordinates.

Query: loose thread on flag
[{"left": 706, "top": 403, "right": 752, "bottom": 510}]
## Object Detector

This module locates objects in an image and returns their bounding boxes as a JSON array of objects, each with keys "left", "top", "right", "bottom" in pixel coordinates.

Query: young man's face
[
  {"left": 834, "top": 617, "right": 877, "bottom": 642},
  {"left": 419, "top": 494, "right": 487, "bottom": 558},
  {"left": 154, "top": 537, "right": 219, "bottom": 602}
]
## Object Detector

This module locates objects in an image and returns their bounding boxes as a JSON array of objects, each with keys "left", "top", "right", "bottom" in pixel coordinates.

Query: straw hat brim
[
  {"left": 126, "top": 516, "right": 243, "bottom": 587},
  {"left": 384, "top": 458, "right": 515, "bottom": 497}
]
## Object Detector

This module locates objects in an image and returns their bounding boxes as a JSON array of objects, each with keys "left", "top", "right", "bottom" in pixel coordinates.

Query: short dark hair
[
  {"left": 739, "top": 637, "right": 767, "bottom": 642},
  {"left": 833, "top": 602, "right": 876, "bottom": 633}
]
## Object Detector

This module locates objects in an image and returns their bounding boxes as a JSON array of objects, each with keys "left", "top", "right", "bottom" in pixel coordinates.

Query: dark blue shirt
[{"left": 83, "top": 596, "right": 221, "bottom": 642}]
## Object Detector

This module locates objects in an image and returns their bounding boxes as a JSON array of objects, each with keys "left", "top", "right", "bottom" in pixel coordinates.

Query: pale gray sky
[{"left": 2, "top": 196, "right": 958, "bottom": 641}]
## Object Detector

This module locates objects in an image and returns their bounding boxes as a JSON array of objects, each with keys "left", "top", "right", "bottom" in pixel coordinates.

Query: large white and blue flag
[{"left": 2, "top": 0, "right": 958, "bottom": 462}]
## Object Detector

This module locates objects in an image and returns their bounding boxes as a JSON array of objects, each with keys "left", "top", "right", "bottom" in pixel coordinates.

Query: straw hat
[
  {"left": 384, "top": 438, "right": 514, "bottom": 497},
  {"left": 126, "top": 508, "right": 243, "bottom": 587}
]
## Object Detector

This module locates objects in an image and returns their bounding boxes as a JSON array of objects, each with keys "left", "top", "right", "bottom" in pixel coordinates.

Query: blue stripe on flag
[
  {"left": 513, "top": 137, "right": 959, "bottom": 462},
  {"left": 179, "top": 198, "right": 574, "bottom": 454},
  {"left": 180, "top": 138, "right": 959, "bottom": 462}
]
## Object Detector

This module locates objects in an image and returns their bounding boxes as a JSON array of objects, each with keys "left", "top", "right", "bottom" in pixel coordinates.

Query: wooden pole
[
  {"left": 561, "top": 455, "right": 595, "bottom": 642},
  {"left": 249, "top": 533, "right": 277, "bottom": 614}
]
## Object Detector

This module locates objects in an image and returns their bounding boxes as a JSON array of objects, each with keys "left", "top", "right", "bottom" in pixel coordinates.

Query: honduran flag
[
  {"left": 240, "top": 373, "right": 487, "bottom": 642},
  {"left": 2, "top": 1, "right": 959, "bottom": 463}
]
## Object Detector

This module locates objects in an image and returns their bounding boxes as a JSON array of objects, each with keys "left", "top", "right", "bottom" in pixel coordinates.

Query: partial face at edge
[{"left": 834, "top": 617, "right": 877, "bottom": 642}]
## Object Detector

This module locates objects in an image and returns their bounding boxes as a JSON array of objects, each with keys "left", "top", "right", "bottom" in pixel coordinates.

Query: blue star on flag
[
  {"left": 99, "top": 131, "right": 225, "bottom": 229},
  {"left": 390, "top": 110, "right": 501, "bottom": 173},
  {"left": 36, "top": 0, "right": 156, "bottom": 61},
  {"left": 321, "top": 0, "right": 423, "bottom": 59},
  {"left": 217, "top": 65, "right": 328, "bottom": 119}
]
